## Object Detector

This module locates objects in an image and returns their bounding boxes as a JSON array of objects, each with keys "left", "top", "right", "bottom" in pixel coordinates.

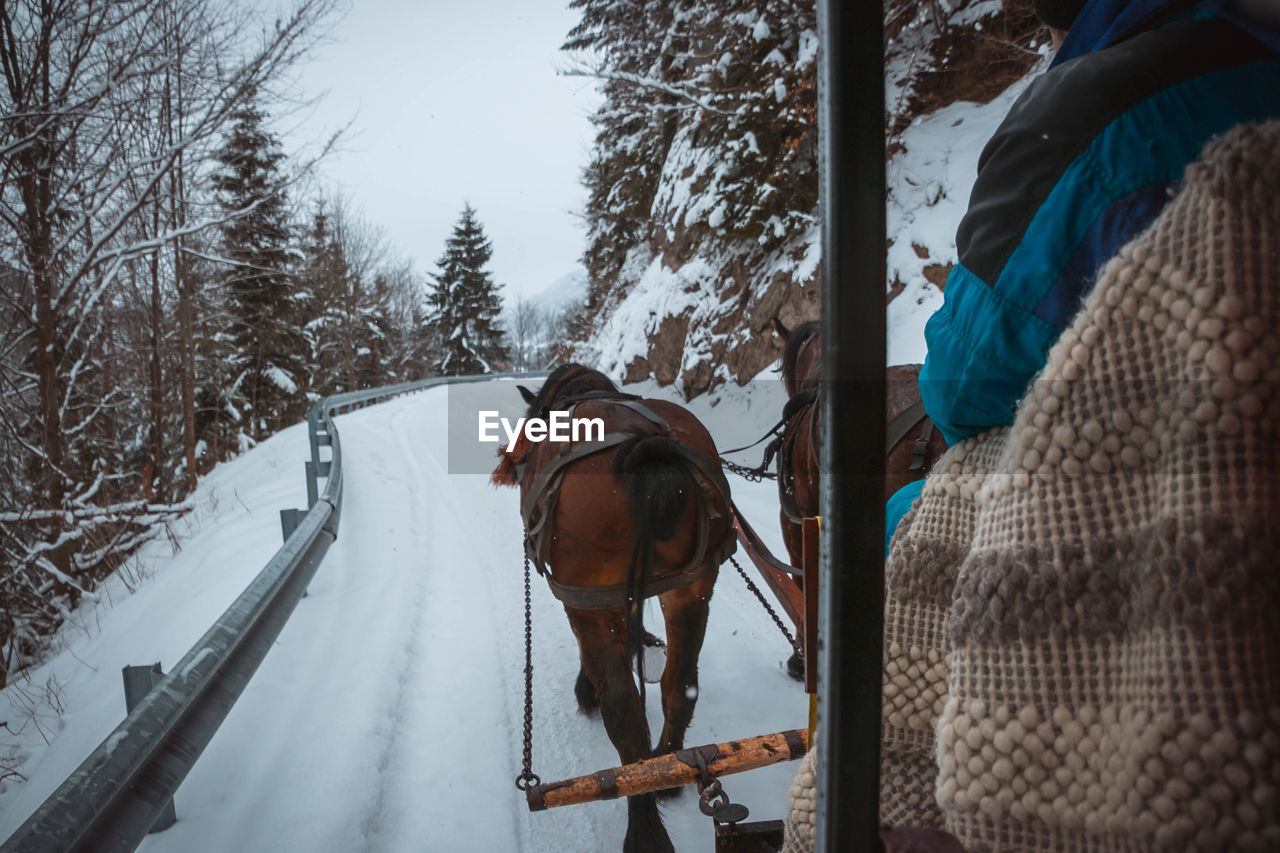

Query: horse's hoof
[{"left": 785, "top": 650, "right": 804, "bottom": 682}]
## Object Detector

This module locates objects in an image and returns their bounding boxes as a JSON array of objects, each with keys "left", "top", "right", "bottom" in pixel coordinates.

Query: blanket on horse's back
[{"left": 784, "top": 123, "right": 1280, "bottom": 852}]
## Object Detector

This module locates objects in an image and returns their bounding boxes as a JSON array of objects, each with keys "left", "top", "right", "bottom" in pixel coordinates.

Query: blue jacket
[
  {"left": 886, "top": 0, "right": 1280, "bottom": 550},
  {"left": 917, "top": 0, "right": 1280, "bottom": 447}
]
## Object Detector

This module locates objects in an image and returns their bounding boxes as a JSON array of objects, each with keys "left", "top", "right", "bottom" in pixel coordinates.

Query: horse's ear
[
  {"left": 517, "top": 385, "right": 536, "bottom": 405},
  {"left": 773, "top": 317, "right": 790, "bottom": 340}
]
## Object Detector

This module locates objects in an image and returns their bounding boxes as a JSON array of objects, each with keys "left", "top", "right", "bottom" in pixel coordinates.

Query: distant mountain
[
  {"left": 524, "top": 269, "right": 588, "bottom": 315},
  {"left": 502, "top": 268, "right": 588, "bottom": 371}
]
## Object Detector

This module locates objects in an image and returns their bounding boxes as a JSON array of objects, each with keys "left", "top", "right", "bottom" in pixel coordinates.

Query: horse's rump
[{"left": 519, "top": 396, "right": 734, "bottom": 608}]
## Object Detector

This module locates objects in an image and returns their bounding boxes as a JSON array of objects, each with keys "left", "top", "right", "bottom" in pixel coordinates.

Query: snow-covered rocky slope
[{"left": 578, "top": 0, "right": 1046, "bottom": 393}]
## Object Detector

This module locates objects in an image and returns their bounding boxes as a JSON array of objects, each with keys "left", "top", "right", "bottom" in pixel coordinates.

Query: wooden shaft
[
  {"left": 802, "top": 516, "right": 822, "bottom": 693},
  {"left": 732, "top": 515, "right": 804, "bottom": 629},
  {"left": 526, "top": 729, "right": 809, "bottom": 811}
]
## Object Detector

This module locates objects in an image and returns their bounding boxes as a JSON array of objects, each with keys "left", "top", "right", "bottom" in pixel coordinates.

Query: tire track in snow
[
  {"left": 353, "top": 405, "right": 436, "bottom": 852},
  {"left": 139, "top": 401, "right": 445, "bottom": 853},
  {"left": 356, "top": 393, "right": 524, "bottom": 852}
]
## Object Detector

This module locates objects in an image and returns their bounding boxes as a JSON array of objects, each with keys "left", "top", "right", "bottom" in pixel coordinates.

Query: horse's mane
[
  {"left": 492, "top": 364, "right": 624, "bottom": 487},
  {"left": 530, "top": 363, "right": 619, "bottom": 415},
  {"left": 781, "top": 321, "right": 820, "bottom": 391}
]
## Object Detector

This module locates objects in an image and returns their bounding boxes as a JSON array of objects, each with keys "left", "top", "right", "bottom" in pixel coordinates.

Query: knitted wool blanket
[{"left": 784, "top": 122, "right": 1280, "bottom": 852}]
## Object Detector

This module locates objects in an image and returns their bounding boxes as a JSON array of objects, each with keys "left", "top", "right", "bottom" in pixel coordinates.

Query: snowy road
[{"left": 0, "top": 379, "right": 808, "bottom": 852}]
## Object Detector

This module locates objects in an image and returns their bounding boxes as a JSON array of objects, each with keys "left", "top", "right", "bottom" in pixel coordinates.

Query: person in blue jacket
[{"left": 886, "top": 0, "right": 1280, "bottom": 551}]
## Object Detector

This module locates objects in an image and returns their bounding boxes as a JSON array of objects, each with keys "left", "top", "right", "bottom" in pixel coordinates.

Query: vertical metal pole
[
  {"left": 305, "top": 460, "right": 319, "bottom": 508},
  {"left": 280, "top": 508, "right": 302, "bottom": 541},
  {"left": 816, "top": 0, "right": 886, "bottom": 851},
  {"left": 307, "top": 407, "right": 321, "bottom": 468},
  {"left": 121, "top": 664, "right": 177, "bottom": 833}
]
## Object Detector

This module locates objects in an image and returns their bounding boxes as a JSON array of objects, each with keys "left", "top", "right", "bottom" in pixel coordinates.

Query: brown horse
[
  {"left": 491, "top": 364, "right": 735, "bottom": 853},
  {"left": 772, "top": 319, "right": 948, "bottom": 565}
]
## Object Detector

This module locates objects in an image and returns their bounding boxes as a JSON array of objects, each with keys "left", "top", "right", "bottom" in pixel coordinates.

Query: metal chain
[
  {"left": 721, "top": 457, "right": 778, "bottom": 482},
  {"left": 514, "top": 533, "right": 540, "bottom": 791},
  {"left": 730, "top": 554, "right": 801, "bottom": 658}
]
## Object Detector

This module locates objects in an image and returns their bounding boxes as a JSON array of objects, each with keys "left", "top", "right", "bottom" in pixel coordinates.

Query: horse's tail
[
  {"left": 612, "top": 434, "right": 687, "bottom": 852},
  {"left": 613, "top": 434, "right": 693, "bottom": 675},
  {"left": 614, "top": 434, "right": 692, "bottom": 546}
]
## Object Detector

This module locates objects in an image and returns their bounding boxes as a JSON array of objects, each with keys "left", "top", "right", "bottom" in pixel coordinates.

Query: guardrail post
[
  {"left": 121, "top": 664, "right": 177, "bottom": 833},
  {"left": 307, "top": 408, "right": 321, "bottom": 467},
  {"left": 280, "top": 508, "right": 303, "bottom": 541},
  {"left": 305, "top": 461, "right": 319, "bottom": 508}
]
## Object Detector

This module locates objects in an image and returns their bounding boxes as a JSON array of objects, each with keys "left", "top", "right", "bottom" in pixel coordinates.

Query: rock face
[
  {"left": 588, "top": 235, "right": 821, "bottom": 399},
  {"left": 626, "top": 261, "right": 820, "bottom": 397}
]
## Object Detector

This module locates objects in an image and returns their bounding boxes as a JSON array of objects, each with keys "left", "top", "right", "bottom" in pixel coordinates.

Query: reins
[{"left": 718, "top": 386, "right": 821, "bottom": 482}]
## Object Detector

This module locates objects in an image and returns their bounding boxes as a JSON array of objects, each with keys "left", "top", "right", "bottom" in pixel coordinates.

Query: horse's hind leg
[
  {"left": 575, "top": 660, "right": 599, "bottom": 714},
  {"left": 654, "top": 567, "right": 717, "bottom": 757},
  {"left": 571, "top": 608, "right": 657, "bottom": 715},
  {"left": 567, "top": 608, "right": 673, "bottom": 853}
]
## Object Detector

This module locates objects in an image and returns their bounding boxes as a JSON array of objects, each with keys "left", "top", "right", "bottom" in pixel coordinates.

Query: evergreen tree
[
  {"left": 564, "top": 0, "right": 818, "bottom": 288},
  {"left": 209, "top": 98, "right": 308, "bottom": 447},
  {"left": 424, "top": 205, "right": 509, "bottom": 375},
  {"left": 298, "top": 200, "right": 350, "bottom": 393},
  {"left": 403, "top": 290, "right": 438, "bottom": 380},
  {"left": 299, "top": 194, "right": 407, "bottom": 394}
]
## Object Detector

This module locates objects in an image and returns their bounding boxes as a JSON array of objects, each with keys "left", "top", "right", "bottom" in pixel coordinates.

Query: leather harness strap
[
  {"left": 773, "top": 390, "right": 937, "bottom": 524},
  {"left": 521, "top": 431, "right": 633, "bottom": 567},
  {"left": 909, "top": 417, "right": 935, "bottom": 473},
  {"left": 776, "top": 389, "right": 820, "bottom": 525},
  {"left": 545, "top": 548, "right": 720, "bottom": 611},
  {"left": 885, "top": 398, "right": 928, "bottom": 456},
  {"left": 731, "top": 500, "right": 801, "bottom": 577}
]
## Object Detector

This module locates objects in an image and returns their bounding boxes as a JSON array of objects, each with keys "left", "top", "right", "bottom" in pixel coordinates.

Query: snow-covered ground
[{"left": 0, "top": 376, "right": 806, "bottom": 852}]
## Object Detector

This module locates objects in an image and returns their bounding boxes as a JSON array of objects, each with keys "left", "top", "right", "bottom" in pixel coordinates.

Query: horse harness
[
  {"left": 888, "top": 398, "right": 936, "bottom": 474},
  {"left": 517, "top": 394, "right": 735, "bottom": 611},
  {"left": 773, "top": 388, "right": 938, "bottom": 524},
  {"left": 774, "top": 387, "right": 821, "bottom": 524}
]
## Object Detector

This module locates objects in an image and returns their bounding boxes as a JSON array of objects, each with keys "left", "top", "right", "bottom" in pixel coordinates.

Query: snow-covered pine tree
[
  {"left": 210, "top": 97, "right": 308, "bottom": 447},
  {"left": 564, "top": 0, "right": 817, "bottom": 289},
  {"left": 298, "top": 199, "right": 350, "bottom": 394},
  {"left": 424, "top": 205, "right": 509, "bottom": 375},
  {"left": 402, "top": 288, "right": 439, "bottom": 380},
  {"left": 299, "top": 193, "right": 411, "bottom": 394}
]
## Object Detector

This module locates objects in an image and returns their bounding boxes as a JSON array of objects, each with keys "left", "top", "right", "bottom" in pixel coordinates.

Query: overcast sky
[{"left": 286, "top": 0, "right": 600, "bottom": 299}]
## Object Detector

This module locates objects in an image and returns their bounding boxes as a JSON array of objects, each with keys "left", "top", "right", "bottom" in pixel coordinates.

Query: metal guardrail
[{"left": 1, "top": 371, "right": 547, "bottom": 853}]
